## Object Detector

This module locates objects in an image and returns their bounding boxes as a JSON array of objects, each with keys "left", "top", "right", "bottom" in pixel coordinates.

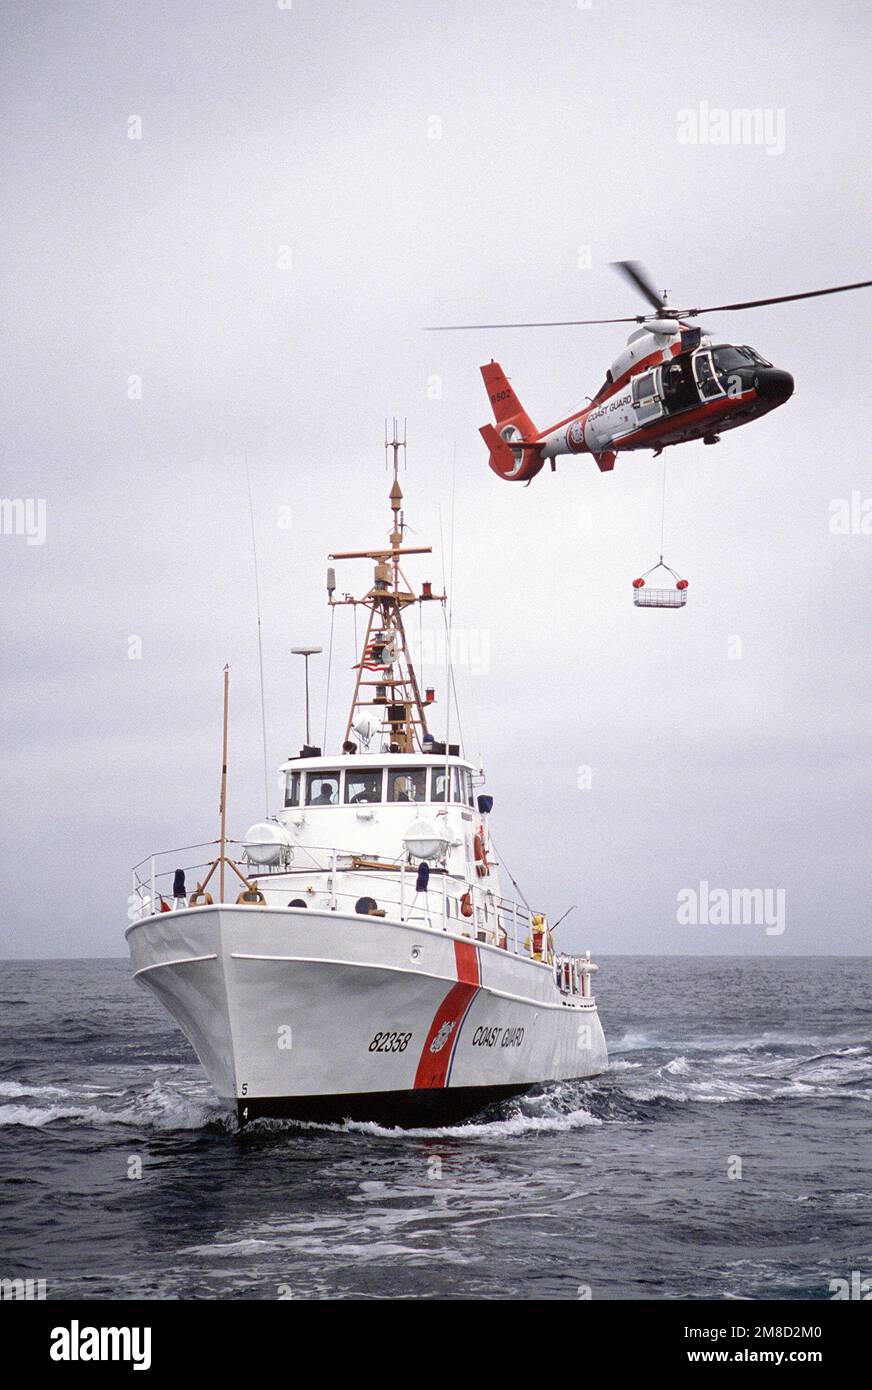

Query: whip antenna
[{"left": 245, "top": 454, "right": 270, "bottom": 817}]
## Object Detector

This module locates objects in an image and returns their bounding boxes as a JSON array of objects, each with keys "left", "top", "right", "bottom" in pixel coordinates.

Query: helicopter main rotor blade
[
  {"left": 425, "top": 278, "right": 872, "bottom": 332},
  {"left": 611, "top": 259, "right": 666, "bottom": 312},
  {"left": 425, "top": 316, "right": 642, "bottom": 330},
  {"left": 682, "top": 280, "right": 872, "bottom": 316}
]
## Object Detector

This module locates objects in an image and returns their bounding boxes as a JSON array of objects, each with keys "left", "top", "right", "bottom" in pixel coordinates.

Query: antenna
[
  {"left": 189, "top": 666, "right": 258, "bottom": 905},
  {"left": 385, "top": 416, "right": 407, "bottom": 474},
  {"left": 219, "top": 664, "right": 229, "bottom": 901},
  {"left": 245, "top": 455, "right": 270, "bottom": 818}
]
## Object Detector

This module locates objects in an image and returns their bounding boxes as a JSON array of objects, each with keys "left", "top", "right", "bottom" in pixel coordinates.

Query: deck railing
[{"left": 129, "top": 841, "right": 595, "bottom": 993}]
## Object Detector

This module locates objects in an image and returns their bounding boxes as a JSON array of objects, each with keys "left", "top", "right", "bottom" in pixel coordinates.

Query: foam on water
[
  {"left": 339, "top": 1104, "right": 601, "bottom": 1141},
  {"left": 0, "top": 1074, "right": 227, "bottom": 1131}
]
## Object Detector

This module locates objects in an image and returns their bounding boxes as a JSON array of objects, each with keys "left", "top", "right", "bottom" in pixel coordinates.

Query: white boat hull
[{"left": 127, "top": 905, "right": 608, "bottom": 1127}]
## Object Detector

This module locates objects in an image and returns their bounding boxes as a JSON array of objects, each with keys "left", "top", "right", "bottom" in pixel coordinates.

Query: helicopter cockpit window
[
  {"left": 742, "top": 345, "right": 772, "bottom": 367},
  {"left": 284, "top": 770, "right": 302, "bottom": 807},
  {"left": 345, "top": 768, "right": 383, "bottom": 804},
  {"left": 712, "top": 346, "right": 754, "bottom": 372},
  {"left": 306, "top": 772, "right": 341, "bottom": 805},
  {"left": 388, "top": 768, "right": 426, "bottom": 803}
]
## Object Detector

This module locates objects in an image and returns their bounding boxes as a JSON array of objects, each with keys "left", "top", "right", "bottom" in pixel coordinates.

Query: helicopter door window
[
  {"left": 693, "top": 350, "right": 725, "bottom": 400},
  {"left": 631, "top": 370, "right": 663, "bottom": 425}
]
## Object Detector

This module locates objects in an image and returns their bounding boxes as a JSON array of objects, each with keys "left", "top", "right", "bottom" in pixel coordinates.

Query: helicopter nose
[{"left": 755, "top": 368, "right": 794, "bottom": 404}]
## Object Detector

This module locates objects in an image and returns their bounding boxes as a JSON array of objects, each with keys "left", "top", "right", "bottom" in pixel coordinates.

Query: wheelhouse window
[
  {"left": 432, "top": 766, "right": 467, "bottom": 802},
  {"left": 388, "top": 768, "right": 426, "bottom": 803},
  {"left": 305, "top": 771, "right": 341, "bottom": 805},
  {"left": 465, "top": 769, "right": 475, "bottom": 807},
  {"left": 345, "top": 768, "right": 383, "bottom": 804},
  {"left": 284, "top": 770, "right": 302, "bottom": 808}
]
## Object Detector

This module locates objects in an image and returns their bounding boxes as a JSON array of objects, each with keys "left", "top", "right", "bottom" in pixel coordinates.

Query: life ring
[
  {"left": 473, "top": 831, "right": 489, "bottom": 877},
  {"left": 459, "top": 891, "right": 473, "bottom": 919}
]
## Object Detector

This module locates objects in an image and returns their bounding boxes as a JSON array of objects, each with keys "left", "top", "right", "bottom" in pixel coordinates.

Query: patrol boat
[{"left": 126, "top": 436, "right": 608, "bottom": 1126}]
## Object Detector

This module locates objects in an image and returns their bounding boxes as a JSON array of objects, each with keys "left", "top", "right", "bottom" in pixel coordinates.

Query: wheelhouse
[{"left": 281, "top": 755, "right": 478, "bottom": 811}]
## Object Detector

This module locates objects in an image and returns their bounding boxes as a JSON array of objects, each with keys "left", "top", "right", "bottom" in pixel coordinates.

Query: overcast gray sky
[{"left": 1, "top": 0, "right": 869, "bottom": 959}]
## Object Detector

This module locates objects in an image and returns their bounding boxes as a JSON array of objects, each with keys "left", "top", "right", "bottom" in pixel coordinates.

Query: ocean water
[{"left": 1, "top": 956, "right": 869, "bottom": 1301}]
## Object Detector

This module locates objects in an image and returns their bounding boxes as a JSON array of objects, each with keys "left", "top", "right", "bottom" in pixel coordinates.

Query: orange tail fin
[
  {"left": 479, "top": 362, "right": 543, "bottom": 482},
  {"left": 480, "top": 362, "right": 537, "bottom": 435}
]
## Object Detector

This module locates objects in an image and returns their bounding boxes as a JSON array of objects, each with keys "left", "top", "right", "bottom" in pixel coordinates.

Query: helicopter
[{"left": 430, "top": 262, "right": 872, "bottom": 480}]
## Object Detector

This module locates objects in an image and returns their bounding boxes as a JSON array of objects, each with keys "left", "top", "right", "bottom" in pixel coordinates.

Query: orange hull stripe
[{"left": 413, "top": 941, "right": 481, "bottom": 1089}]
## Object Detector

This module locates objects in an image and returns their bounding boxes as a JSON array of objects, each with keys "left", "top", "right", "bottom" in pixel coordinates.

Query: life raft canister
[
  {"left": 474, "top": 829, "right": 489, "bottom": 877},
  {"left": 460, "top": 891, "right": 474, "bottom": 918}
]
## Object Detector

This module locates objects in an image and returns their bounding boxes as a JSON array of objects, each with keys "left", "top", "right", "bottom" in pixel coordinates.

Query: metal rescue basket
[{"left": 632, "top": 556, "right": 689, "bottom": 608}]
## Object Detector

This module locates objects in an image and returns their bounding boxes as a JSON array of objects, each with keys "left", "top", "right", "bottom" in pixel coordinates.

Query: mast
[
  {"left": 329, "top": 422, "right": 445, "bottom": 754},
  {"left": 219, "top": 663, "right": 229, "bottom": 901}
]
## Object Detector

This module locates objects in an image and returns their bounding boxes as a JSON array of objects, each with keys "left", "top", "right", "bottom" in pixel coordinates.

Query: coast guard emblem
[{"left": 429, "top": 1020, "right": 456, "bottom": 1054}]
